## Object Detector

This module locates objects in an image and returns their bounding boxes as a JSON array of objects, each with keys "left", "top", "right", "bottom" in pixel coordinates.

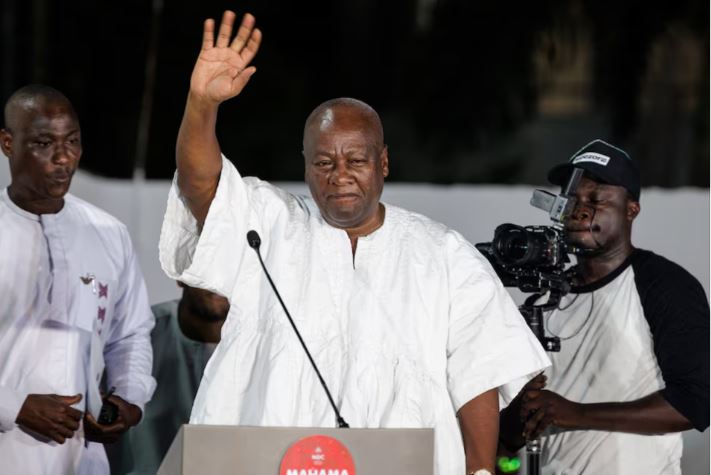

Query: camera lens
[
  {"left": 500, "top": 233, "right": 529, "bottom": 262},
  {"left": 493, "top": 224, "right": 550, "bottom": 267}
]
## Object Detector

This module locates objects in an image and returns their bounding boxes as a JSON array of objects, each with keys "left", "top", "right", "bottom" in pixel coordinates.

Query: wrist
[
  {"left": 186, "top": 92, "right": 221, "bottom": 115},
  {"left": 566, "top": 401, "right": 587, "bottom": 430}
]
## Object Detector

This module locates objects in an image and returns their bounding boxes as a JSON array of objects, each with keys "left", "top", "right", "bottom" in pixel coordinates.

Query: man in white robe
[
  {"left": 0, "top": 85, "right": 155, "bottom": 475},
  {"left": 159, "top": 11, "right": 549, "bottom": 474}
]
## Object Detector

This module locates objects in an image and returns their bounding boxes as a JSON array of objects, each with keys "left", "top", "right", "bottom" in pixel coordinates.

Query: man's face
[
  {"left": 303, "top": 107, "right": 389, "bottom": 231},
  {"left": 565, "top": 176, "right": 639, "bottom": 254},
  {"left": 0, "top": 100, "right": 82, "bottom": 203}
]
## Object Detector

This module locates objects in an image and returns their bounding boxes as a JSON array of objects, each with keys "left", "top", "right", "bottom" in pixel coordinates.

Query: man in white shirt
[
  {"left": 0, "top": 84, "right": 156, "bottom": 474},
  {"left": 159, "top": 11, "right": 549, "bottom": 474}
]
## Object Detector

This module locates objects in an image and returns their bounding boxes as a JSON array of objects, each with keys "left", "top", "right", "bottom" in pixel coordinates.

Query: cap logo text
[{"left": 572, "top": 152, "right": 610, "bottom": 166}]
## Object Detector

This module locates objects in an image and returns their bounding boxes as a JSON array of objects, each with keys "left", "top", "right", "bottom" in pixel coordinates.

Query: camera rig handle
[{"left": 520, "top": 294, "right": 561, "bottom": 353}]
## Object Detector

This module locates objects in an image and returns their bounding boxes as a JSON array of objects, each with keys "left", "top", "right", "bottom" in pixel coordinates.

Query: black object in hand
[
  {"left": 98, "top": 387, "right": 119, "bottom": 424},
  {"left": 98, "top": 399, "right": 118, "bottom": 424}
]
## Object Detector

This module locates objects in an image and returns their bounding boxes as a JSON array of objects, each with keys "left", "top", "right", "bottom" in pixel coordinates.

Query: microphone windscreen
[{"left": 247, "top": 230, "right": 261, "bottom": 249}]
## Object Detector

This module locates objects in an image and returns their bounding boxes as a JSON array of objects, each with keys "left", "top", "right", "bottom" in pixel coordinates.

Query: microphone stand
[{"left": 247, "top": 230, "right": 349, "bottom": 428}]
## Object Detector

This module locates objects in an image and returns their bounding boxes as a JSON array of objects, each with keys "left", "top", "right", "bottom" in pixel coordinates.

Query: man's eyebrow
[{"left": 28, "top": 128, "right": 80, "bottom": 137}]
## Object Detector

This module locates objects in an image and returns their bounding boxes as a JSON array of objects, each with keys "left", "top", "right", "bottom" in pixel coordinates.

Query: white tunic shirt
[
  {"left": 0, "top": 189, "right": 156, "bottom": 475},
  {"left": 159, "top": 158, "right": 550, "bottom": 474}
]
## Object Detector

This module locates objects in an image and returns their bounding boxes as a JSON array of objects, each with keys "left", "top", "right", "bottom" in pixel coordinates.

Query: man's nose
[
  {"left": 52, "top": 144, "right": 75, "bottom": 165},
  {"left": 329, "top": 160, "right": 353, "bottom": 184}
]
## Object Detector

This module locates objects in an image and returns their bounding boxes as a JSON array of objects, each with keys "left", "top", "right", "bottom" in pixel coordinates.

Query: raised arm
[{"left": 177, "top": 11, "right": 261, "bottom": 227}]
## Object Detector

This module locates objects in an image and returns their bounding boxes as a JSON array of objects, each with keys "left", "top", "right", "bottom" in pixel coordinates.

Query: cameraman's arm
[
  {"left": 521, "top": 390, "right": 692, "bottom": 439},
  {"left": 522, "top": 252, "right": 709, "bottom": 439}
]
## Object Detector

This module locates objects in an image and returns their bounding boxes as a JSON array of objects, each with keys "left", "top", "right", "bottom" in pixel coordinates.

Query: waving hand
[{"left": 191, "top": 11, "right": 262, "bottom": 104}]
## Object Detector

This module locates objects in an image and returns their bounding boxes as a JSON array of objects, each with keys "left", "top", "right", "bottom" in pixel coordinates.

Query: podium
[{"left": 157, "top": 425, "right": 434, "bottom": 474}]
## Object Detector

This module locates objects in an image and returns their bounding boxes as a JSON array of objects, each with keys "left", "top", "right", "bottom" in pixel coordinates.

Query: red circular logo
[{"left": 279, "top": 435, "right": 356, "bottom": 475}]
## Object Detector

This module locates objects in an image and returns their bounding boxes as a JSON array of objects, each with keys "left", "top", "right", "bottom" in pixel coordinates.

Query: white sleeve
[
  {"left": 0, "top": 386, "right": 28, "bottom": 431},
  {"left": 103, "top": 228, "right": 156, "bottom": 412},
  {"left": 159, "top": 156, "right": 263, "bottom": 298},
  {"left": 445, "top": 233, "right": 550, "bottom": 412}
]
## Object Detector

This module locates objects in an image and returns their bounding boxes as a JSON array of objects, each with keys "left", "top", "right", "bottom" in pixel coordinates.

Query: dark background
[{"left": 1, "top": 0, "right": 708, "bottom": 186}]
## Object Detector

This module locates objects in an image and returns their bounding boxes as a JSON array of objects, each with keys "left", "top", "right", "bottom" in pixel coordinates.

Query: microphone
[
  {"left": 246, "top": 230, "right": 349, "bottom": 428},
  {"left": 247, "top": 230, "right": 261, "bottom": 248}
]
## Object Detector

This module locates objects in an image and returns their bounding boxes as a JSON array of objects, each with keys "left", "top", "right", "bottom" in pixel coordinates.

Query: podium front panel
[{"left": 159, "top": 425, "right": 434, "bottom": 475}]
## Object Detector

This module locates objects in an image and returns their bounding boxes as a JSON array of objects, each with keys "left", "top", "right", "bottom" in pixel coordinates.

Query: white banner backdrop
[{"left": 0, "top": 163, "right": 708, "bottom": 473}]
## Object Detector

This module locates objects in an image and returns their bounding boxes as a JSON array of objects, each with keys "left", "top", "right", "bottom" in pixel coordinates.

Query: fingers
[
  {"left": 53, "top": 423, "right": 75, "bottom": 442},
  {"left": 53, "top": 393, "right": 82, "bottom": 405},
  {"left": 520, "top": 391, "right": 544, "bottom": 420},
  {"left": 107, "top": 395, "right": 142, "bottom": 427},
  {"left": 63, "top": 416, "right": 80, "bottom": 431},
  {"left": 230, "top": 13, "right": 256, "bottom": 52},
  {"left": 64, "top": 405, "right": 83, "bottom": 421},
  {"left": 202, "top": 11, "right": 261, "bottom": 63},
  {"left": 240, "top": 28, "right": 262, "bottom": 65},
  {"left": 51, "top": 394, "right": 83, "bottom": 421},
  {"left": 528, "top": 373, "right": 547, "bottom": 390},
  {"left": 230, "top": 66, "right": 257, "bottom": 93},
  {"left": 202, "top": 19, "right": 215, "bottom": 51},
  {"left": 523, "top": 407, "right": 552, "bottom": 440},
  {"left": 216, "top": 10, "right": 237, "bottom": 48},
  {"left": 16, "top": 394, "right": 87, "bottom": 443},
  {"left": 86, "top": 412, "right": 125, "bottom": 433},
  {"left": 84, "top": 412, "right": 126, "bottom": 443}
]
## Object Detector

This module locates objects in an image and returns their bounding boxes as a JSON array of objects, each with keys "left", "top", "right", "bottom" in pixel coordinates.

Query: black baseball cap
[{"left": 547, "top": 139, "right": 641, "bottom": 201}]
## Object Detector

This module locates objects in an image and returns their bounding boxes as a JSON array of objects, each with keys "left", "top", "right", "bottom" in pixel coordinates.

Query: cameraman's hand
[
  {"left": 16, "top": 394, "right": 83, "bottom": 444},
  {"left": 524, "top": 373, "right": 547, "bottom": 392},
  {"left": 84, "top": 395, "right": 142, "bottom": 444},
  {"left": 499, "top": 373, "right": 547, "bottom": 451},
  {"left": 520, "top": 389, "right": 582, "bottom": 439}
]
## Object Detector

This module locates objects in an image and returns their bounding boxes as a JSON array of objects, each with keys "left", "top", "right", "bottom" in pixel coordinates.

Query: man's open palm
[{"left": 191, "top": 11, "right": 262, "bottom": 103}]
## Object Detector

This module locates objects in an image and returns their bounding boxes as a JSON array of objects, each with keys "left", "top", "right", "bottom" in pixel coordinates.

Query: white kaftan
[
  {"left": 0, "top": 189, "right": 156, "bottom": 475},
  {"left": 159, "top": 157, "right": 549, "bottom": 474}
]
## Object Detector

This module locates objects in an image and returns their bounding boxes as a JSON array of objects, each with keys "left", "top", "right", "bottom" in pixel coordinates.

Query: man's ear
[
  {"left": 627, "top": 200, "right": 640, "bottom": 222},
  {"left": 380, "top": 145, "right": 389, "bottom": 178},
  {"left": 0, "top": 129, "right": 13, "bottom": 158}
]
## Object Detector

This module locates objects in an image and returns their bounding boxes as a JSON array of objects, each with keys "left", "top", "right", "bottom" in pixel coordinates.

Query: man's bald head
[
  {"left": 3, "top": 84, "right": 77, "bottom": 132},
  {"left": 303, "top": 98, "right": 384, "bottom": 152}
]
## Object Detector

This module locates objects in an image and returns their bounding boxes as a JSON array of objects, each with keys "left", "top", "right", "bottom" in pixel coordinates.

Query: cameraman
[{"left": 500, "top": 140, "right": 709, "bottom": 474}]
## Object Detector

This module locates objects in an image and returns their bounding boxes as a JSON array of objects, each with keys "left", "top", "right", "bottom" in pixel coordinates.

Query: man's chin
[
  {"left": 323, "top": 210, "right": 363, "bottom": 230},
  {"left": 566, "top": 233, "right": 601, "bottom": 255},
  {"left": 46, "top": 182, "right": 72, "bottom": 198}
]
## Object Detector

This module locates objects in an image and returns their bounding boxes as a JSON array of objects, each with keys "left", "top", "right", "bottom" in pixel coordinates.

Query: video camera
[
  {"left": 475, "top": 223, "right": 571, "bottom": 298},
  {"left": 476, "top": 168, "right": 584, "bottom": 304},
  {"left": 475, "top": 169, "right": 585, "bottom": 352}
]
